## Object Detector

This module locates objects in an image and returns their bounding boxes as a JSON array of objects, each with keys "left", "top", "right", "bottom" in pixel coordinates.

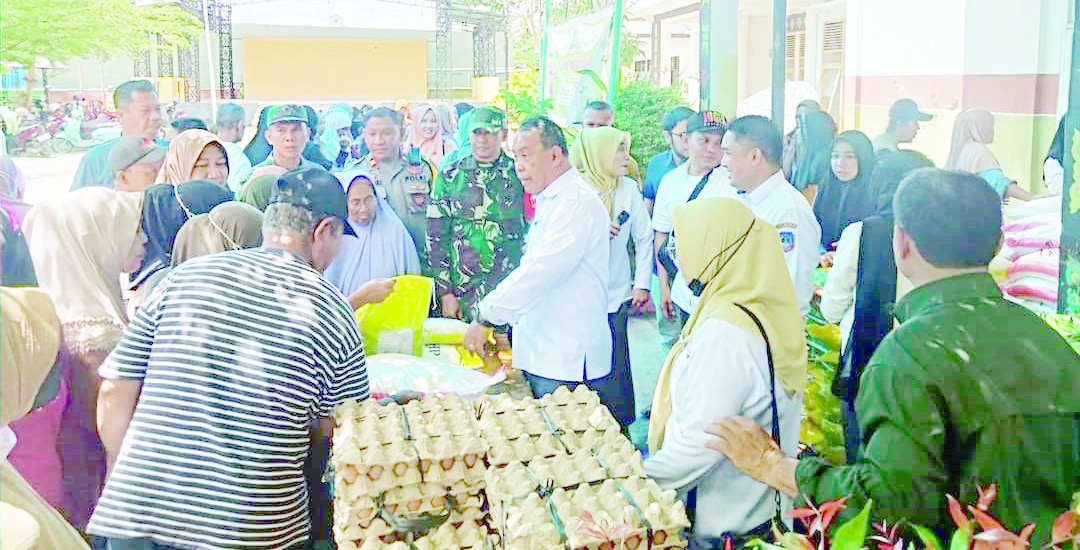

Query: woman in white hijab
[{"left": 944, "top": 109, "right": 1038, "bottom": 201}]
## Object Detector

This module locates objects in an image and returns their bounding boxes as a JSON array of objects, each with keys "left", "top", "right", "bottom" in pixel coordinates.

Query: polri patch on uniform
[{"left": 779, "top": 230, "right": 796, "bottom": 253}]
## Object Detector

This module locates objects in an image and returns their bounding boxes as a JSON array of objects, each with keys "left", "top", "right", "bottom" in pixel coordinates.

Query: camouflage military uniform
[{"left": 427, "top": 153, "right": 526, "bottom": 320}]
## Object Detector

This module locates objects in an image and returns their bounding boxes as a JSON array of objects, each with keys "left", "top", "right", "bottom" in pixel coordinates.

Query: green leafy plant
[
  {"left": 749, "top": 486, "right": 1080, "bottom": 550},
  {"left": 1041, "top": 314, "right": 1080, "bottom": 354},
  {"left": 612, "top": 78, "right": 689, "bottom": 167}
]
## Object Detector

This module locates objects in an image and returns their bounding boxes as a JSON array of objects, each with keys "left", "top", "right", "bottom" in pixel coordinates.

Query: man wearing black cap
[
  {"left": 653, "top": 110, "right": 737, "bottom": 354},
  {"left": 872, "top": 99, "right": 933, "bottom": 154},
  {"left": 253, "top": 104, "right": 326, "bottom": 173},
  {"left": 89, "top": 169, "right": 366, "bottom": 550}
]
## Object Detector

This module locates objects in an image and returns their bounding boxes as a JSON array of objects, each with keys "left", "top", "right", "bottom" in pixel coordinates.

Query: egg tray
[
  {"left": 336, "top": 481, "right": 486, "bottom": 527},
  {"left": 334, "top": 436, "right": 488, "bottom": 497},
  {"left": 479, "top": 397, "right": 617, "bottom": 437},
  {"left": 338, "top": 394, "right": 477, "bottom": 422},
  {"left": 484, "top": 423, "right": 629, "bottom": 468},
  {"left": 335, "top": 405, "right": 483, "bottom": 449},
  {"left": 336, "top": 512, "right": 492, "bottom": 550},
  {"left": 336, "top": 505, "right": 490, "bottom": 544},
  {"left": 498, "top": 477, "right": 689, "bottom": 550},
  {"left": 486, "top": 441, "right": 645, "bottom": 518},
  {"left": 481, "top": 385, "right": 601, "bottom": 415}
]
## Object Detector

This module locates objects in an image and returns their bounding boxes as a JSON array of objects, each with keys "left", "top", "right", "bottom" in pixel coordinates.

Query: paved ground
[
  {"left": 14, "top": 150, "right": 86, "bottom": 205},
  {"left": 9, "top": 148, "right": 668, "bottom": 449}
]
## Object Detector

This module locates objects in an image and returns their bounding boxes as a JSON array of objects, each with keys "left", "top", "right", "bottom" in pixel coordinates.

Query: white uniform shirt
[
  {"left": 740, "top": 171, "right": 821, "bottom": 314},
  {"left": 607, "top": 177, "right": 654, "bottom": 312},
  {"left": 644, "top": 317, "right": 800, "bottom": 538},
  {"left": 477, "top": 168, "right": 612, "bottom": 381},
  {"left": 652, "top": 163, "right": 738, "bottom": 313}
]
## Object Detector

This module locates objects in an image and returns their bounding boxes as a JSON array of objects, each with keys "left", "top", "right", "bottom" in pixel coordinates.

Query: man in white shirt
[
  {"left": 464, "top": 117, "right": 613, "bottom": 399},
  {"left": 721, "top": 115, "right": 821, "bottom": 314},
  {"left": 653, "top": 111, "right": 737, "bottom": 352}
]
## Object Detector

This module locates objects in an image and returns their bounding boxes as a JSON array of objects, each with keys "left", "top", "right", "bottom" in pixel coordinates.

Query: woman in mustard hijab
[
  {"left": 569, "top": 127, "right": 654, "bottom": 430},
  {"left": 644, "top": 198, "right": 806, "bottom": 545}
]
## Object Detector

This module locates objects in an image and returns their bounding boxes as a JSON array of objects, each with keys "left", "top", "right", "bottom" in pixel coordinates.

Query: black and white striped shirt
[{"left": 88, "top": 247, "right": 368, "bottom": 550}]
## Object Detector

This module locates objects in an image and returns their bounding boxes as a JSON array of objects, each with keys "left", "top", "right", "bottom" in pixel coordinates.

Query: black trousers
[{"left": 605, "top": 301, "right": 636, "bottom": 429}]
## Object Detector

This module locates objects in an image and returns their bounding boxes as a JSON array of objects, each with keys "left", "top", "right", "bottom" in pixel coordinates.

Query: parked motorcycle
[
  {"left": 51, "top": 110, "right": 121, "bottom": 154},
  {"left": 10, "top": 119, "right": 55, "bottom": 157}
]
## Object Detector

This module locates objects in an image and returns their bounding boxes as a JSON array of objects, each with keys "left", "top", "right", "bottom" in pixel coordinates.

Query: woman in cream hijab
[
  {"left": 944, "top": 109, "right": 1037, "bottom": 201},
  {"left": 644, "top": 198, "right": 805, "bottom": 543},
  {"left": 568, "top": 127, "right": 654, "bottom": 430},
  {"left": 1, "top": 287, "right": 90, "bottom": 550},
  {"left": 161, "top": 129, "right": 230, "bottom": 187},
  {"left": 23, "top": 187, "right": 146, "bottom": 367},
  {"left": 22, "top": 187, "right": 146, "bottom": 527}
]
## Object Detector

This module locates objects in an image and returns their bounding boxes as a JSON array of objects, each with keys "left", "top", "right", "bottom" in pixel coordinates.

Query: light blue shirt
[
  {"left": 977, "top": 168, "right": 1010, "bottom": 198},
  {"left": 222, "top": 141, "right": 253, "bottom": 193}
]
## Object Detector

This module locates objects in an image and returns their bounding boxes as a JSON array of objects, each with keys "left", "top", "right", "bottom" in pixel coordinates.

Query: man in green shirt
[
  {"left": 428, "top": 107, "right": 526, "bottom": 320},
  {"left": 707, "top": 168, "right": 1080, "bottom": 545},
  {"left": 71, "top": 80, "right": 162, "bottom": 190},
  {"left": 251, "top": 105, "right": 324, "bottom": 173}
]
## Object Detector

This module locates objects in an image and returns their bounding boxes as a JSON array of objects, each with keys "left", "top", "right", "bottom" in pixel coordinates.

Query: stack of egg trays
[
  {"left": 332, "top": 396, "right": 492, "bottom": 548},
  {"left": 498, "top": 476, "right": 690, "bottom": 550}
]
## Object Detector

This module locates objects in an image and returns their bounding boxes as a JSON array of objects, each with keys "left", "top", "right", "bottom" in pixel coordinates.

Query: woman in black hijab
[
  {"left": 790, "top": 110, "right": 836, "bottom": 199},
  {"left": 130, "top": 181, "right": 234, "bottom": 301},
  {"left": 301, "top": 106, "right": 333, "bottom": 170},
  {"left": 821, "top": 150, "right": 933, "bottom": 461},
  {"left": 813, "top": 130, "right": 877, "bottom": 252}
]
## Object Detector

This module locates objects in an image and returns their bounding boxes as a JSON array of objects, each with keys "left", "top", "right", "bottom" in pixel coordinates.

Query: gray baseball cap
[
  {"left": 888, "top": 99, "right": 933, "bottom": 122},
  {"left": 108, "top": 136, "right": 167, "bottom": 173}
]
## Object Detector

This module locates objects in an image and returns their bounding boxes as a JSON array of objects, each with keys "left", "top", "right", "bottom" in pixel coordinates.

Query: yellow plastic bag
[
  {"left": 355, "top": 275, "right": 434, "bottom": 356},
  {"left": 422, "top": 344, "right": 491, "bottom": 372}
]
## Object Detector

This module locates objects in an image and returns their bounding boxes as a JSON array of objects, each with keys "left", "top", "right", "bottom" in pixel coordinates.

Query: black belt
[{"left": 688, "top": 519, "right": 774, "bottom": 549}]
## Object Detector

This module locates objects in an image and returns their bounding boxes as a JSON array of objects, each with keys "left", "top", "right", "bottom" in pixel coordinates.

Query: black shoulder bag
[
  {"left": 686, "top": 303, "right": 784, "bottom": 548},
  {"left": 657, "top": 168, "right": 715, "bottom": 277}
]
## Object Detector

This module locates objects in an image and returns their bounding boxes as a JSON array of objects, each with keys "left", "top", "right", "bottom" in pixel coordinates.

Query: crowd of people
[{"left": 0, "top": 77, "right": 1078, "bottom": 550}]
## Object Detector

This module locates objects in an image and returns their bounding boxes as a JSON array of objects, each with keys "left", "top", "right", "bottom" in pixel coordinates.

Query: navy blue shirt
[{"left": 643, "top": 149, "right": 682, "bottom": 201}]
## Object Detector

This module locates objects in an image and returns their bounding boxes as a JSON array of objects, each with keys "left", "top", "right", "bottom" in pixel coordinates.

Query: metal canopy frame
[{"left": 140, "top": 0, "right": 235, "bottom": 100}]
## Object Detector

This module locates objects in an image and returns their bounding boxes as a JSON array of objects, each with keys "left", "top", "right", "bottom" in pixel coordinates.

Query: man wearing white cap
[{"left": 872, "top": 99, "right": 933, "bottom": 154}]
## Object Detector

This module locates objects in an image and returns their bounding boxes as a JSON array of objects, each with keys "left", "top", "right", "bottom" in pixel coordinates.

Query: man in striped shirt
[{"left": 89, "top": 170, "right": 368, "bottom": 550}]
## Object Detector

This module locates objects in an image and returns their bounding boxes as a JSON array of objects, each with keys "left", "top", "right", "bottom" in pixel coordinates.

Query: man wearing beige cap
[{"left": 107, "top": 135, "right": 167, "bottom": 193}]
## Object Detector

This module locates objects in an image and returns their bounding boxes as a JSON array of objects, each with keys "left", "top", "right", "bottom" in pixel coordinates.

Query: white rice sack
[{"left": 365, "top": 353, "right": 505, "bottom": 398}]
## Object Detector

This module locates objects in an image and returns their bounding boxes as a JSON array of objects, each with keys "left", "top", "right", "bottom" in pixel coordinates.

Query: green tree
[{"left": 0, "top": 0, "right": 200, "bottom": 106}]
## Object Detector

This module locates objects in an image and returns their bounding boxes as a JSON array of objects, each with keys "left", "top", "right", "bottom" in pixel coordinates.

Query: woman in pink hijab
[
  {"left": 944, "top": 109, "right": 1038, "bottom": 201},
  {"left": 402, "top": 105, "right": 457, "bottom": 167}
]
